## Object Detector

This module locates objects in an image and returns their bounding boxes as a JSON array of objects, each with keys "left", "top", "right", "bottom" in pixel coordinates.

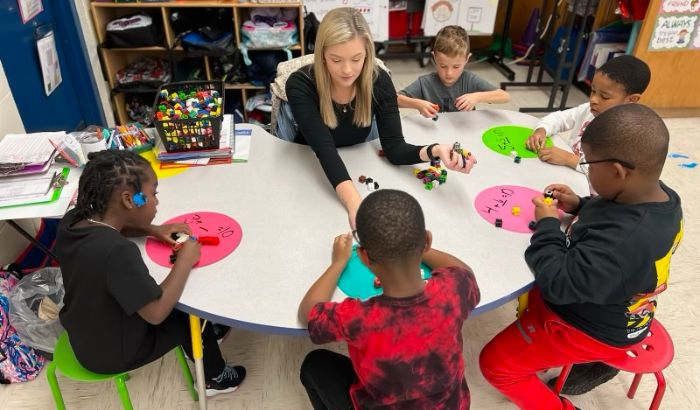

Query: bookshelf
[{"left": 90, "top": 1, "right": 305, "bottom": 124}]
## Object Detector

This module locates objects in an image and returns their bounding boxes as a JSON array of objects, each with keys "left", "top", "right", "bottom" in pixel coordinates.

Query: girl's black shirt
[{"left": 56, "top": 208, "right": 163, "bottom": 373}]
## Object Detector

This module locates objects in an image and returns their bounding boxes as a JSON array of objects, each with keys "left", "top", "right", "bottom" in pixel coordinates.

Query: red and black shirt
[{"left": 308, "top": 266, "right": 480, "bottom": 409}]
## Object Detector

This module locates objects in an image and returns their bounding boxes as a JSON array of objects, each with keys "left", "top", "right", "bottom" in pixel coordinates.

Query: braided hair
[{"left": 74, "top": 150, "right": 151, "bottom": 220}]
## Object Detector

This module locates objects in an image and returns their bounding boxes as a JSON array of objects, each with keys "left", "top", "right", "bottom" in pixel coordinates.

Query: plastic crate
[{"left": 152, "top": 81, "right": 225, "bottom": 153}]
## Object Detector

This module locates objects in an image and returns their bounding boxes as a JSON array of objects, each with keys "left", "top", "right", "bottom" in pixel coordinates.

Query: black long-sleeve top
[
  {"left": 525, "top": 182, "right": 683, "bottom": 346},
  {"left": 286, "top": 65, "right": 423, "bottom": 188}
]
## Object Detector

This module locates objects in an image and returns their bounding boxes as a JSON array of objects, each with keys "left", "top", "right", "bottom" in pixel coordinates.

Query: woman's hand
[
  {"left": 544, "top": 184, "right": 581, "bottom": 214},
  {"left": 331, "top": 233, "right": 353, "bottom": 267},
  {"left": 434, "top": 144, "right": 477, "bottom": 174},
  {"left": 150, "top": 223, "right": 192, "bottom": 246}
]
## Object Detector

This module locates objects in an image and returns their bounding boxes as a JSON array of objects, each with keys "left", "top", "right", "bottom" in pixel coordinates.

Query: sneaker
[
  {"left": 548, "top": 362, "right": 619, "bottom": 395},
  {"left": 205, "top": 365, "right": 246, "bottom": 397}
]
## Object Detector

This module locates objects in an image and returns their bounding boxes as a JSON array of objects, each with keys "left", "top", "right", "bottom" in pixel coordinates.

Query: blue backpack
[{"left": 0, "top": 266, "right": 46, "bottom": 383}]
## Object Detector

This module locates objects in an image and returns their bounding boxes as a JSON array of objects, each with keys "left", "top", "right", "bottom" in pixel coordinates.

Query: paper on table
[
  {"left": 0, "top": 168, "right": 68, "bottom": 208},
  {"left": 0, "top": 132, "right": 66, "bottom": 164},
  {"left": 0, "top": 173, "right": 55, "bottom": 199},
  {"left": 175, "top": 158, "right": 210, "bottom": 165},
  {"left": 233, "top": 125, "right": 251, "bottom": 163}
]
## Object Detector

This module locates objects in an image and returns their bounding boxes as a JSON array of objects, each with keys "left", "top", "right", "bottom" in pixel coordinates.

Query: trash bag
[{"left": 8, "top": 268, "right": 64, "bottom": 353}]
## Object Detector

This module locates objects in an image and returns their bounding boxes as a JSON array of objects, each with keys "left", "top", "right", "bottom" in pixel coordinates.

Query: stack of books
[{"left": 154, "top": 114, "right": 236, "bottom": 169}]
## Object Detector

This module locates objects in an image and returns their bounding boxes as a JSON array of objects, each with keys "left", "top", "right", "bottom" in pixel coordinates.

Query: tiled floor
[{"left": 2, "top": 60, "right": 698, "bottom": 410}]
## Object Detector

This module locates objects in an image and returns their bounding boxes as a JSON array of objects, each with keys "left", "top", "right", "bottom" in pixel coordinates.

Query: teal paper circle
[{"left": 338, "top": 245, "right": 432, "bottom": 300}]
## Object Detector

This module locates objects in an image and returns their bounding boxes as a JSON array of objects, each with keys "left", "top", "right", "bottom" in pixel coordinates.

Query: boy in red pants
[{"left": 479, "top": 104, "right": 683, "bottom": 409}]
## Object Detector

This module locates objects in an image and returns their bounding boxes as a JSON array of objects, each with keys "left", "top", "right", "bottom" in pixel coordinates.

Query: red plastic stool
[{"left": 553, "top": 320, "right": 674, "bottom": 410}]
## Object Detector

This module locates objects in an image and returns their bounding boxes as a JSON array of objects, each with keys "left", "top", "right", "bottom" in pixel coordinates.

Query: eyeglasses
[{"left": 579, "top": 157, "right": 636, "bottom": 170}]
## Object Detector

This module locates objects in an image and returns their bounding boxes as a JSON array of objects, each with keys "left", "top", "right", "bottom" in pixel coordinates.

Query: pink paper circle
[
  {"left": 474, "top": 185, "right": 544, "bottom": 233},
  {"left": 146, "top": 212, "right": 242, "bottom": 267}
]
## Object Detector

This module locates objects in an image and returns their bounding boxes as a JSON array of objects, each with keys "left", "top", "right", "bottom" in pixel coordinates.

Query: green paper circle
[
  {"left": 482, "top": 125, "right": 552, "bottom": 158},
  {"left": 338, "top": 245, "right": 432, "bottom": 301}
]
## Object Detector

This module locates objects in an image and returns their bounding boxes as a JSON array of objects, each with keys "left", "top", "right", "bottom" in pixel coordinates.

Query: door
[{"left": 0, "top": 0, "right": 104, "bottom": 132}]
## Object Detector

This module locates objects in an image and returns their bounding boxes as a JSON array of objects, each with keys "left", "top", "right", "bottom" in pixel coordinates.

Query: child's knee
[
  {"left": 299, "top": 349, "right": 330, "bottom": 383},
  {"left": 478, "top": 340, "right": 500, "bottom": 381}
]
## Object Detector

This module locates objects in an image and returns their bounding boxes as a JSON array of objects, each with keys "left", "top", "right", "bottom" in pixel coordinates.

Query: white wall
[
  {"left": 75, "top": 0, "right": 115, "bottom": 127},
  {"left": 0, "top": 62, "right": 26, "bottom": 136},
  {"left": 0, "top": 61, "right": 40, "bottom": 265}
]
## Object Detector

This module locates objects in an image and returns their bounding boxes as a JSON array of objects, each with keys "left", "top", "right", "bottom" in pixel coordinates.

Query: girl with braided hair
[{"left": 55, "top": 150, "right": 246, "bottom": 396}]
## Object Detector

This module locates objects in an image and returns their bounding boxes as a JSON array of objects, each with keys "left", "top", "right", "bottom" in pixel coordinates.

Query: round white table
[
  {"left": 135, "top": 109, "right": 588, "bottom": 408},
  {"left": 136, "top": 109, "right": 588, "bottom": 334}
]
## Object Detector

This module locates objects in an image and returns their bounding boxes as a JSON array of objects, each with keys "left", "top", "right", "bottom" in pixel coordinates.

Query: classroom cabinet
[{"left": 90, "top": 1, "right": 305, "bottom": 125}]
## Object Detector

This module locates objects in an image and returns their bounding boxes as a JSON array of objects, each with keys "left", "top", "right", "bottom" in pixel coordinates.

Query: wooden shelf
[
  {"left": 93, "top": 1, "right": 234, "bottom": 8},
  {"left": 102, "top": 46, "right": 170, "bottom": 52},
  {"left": 225, "top": 83, "right": 266, "bottom": 90},
  {"left": 235, "top": 2, "right": 302, "bottom": 8},
  {"left": 247, "top": 44, "right": 302, "bottom": 51}
]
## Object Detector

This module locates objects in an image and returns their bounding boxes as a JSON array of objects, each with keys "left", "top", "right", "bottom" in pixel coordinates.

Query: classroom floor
[{"left": 2, "top": 60, "right": 698, "bottom": 410}]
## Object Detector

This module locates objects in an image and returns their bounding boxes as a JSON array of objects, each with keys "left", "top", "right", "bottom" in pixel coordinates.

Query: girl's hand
[
  {"left": 152, "top": 223, "right": 192, "bottom": 246},
  {"left": 331, "top": 233, "right": 353, "bottom": 267},
  {"left": 544, "top": 184, "right": 580, "bottom": 214},
  {"left": 532, "top": 196, "right": 560, "bottom": 222},
  {"left": 175, "top": 239, "right": 201, "bottom": 267},
  {"left": 538, "top": 147, "right": 579, "bottom": 168},
  {"left": 417, "top": 100, "right": 439, "bottom": 118},
  {"left": 455, "top": 93, "right": 479, "bottom": 111},
  {"left": 435, "top": 144, "right": 477, "bottom": 174}
]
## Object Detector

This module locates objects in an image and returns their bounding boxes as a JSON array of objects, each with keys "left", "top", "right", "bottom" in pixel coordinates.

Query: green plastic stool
[{"left": 46, "top": 332, "right": 198, "bottom": 409}]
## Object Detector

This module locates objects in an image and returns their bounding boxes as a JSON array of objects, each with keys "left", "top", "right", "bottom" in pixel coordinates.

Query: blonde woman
[{"left": 284, "top": 8, "right": 475, "bottom": 227}]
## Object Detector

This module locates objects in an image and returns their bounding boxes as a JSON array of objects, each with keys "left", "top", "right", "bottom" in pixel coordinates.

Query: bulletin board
[
  {"left": 304, "top": 0, "right": 390, "bottom": 41},
  {"left": 634, "top": 0, "right": 700, "bottom": 109},
  {"left": 648, "top": 0, "right": 700, "bottom": 51},
  {"left": 422, "top": 0, "right": 499, "bottom": 36}
]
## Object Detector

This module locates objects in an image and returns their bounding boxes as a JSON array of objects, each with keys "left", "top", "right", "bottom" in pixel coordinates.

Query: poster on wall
[
  {"left": 303, "top": 0, "right": 390, "bottom": 42},
  {"left": 18, "top": 0, "right": 43, "bottom": 24},
  {"left": 422, "top": 0, "right": 498, "bottom": 36},
  {"left": 36, "top": 31, "right": 62, "bottom": 96},
  {"left": 649, "top": 0, "right": 700, "bottom": 51}
]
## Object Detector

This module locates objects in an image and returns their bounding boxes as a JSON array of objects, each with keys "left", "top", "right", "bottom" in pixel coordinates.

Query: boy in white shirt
[{"left": 526, "top": 55, "right": 650, "bottom": 173}]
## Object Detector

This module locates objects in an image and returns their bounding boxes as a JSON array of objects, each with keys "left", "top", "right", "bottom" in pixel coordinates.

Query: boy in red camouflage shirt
[{"left": 298, "top": 189, "right": 480, "bottom": 409}]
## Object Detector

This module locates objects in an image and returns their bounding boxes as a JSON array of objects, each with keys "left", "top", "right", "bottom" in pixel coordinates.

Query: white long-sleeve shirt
[
  {"left": 536, "top": 102, "right": 596, "bottom": 194},
  {"left": 536, "top": 102, "right": 594, "bottom": 157}
]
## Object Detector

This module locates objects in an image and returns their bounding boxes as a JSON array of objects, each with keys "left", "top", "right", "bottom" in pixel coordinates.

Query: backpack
[
  {"left": 303, "top": 8, "right": 320, "bottom": 54},
  {"left": 177, "top": 28, "right": 235, "bottom": 57},
  {"left": 105, "top": 13, "right": 162, "bottom": 48},
  {"left": 0, "top": 266, "right": 46, "bottom": 384}
]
